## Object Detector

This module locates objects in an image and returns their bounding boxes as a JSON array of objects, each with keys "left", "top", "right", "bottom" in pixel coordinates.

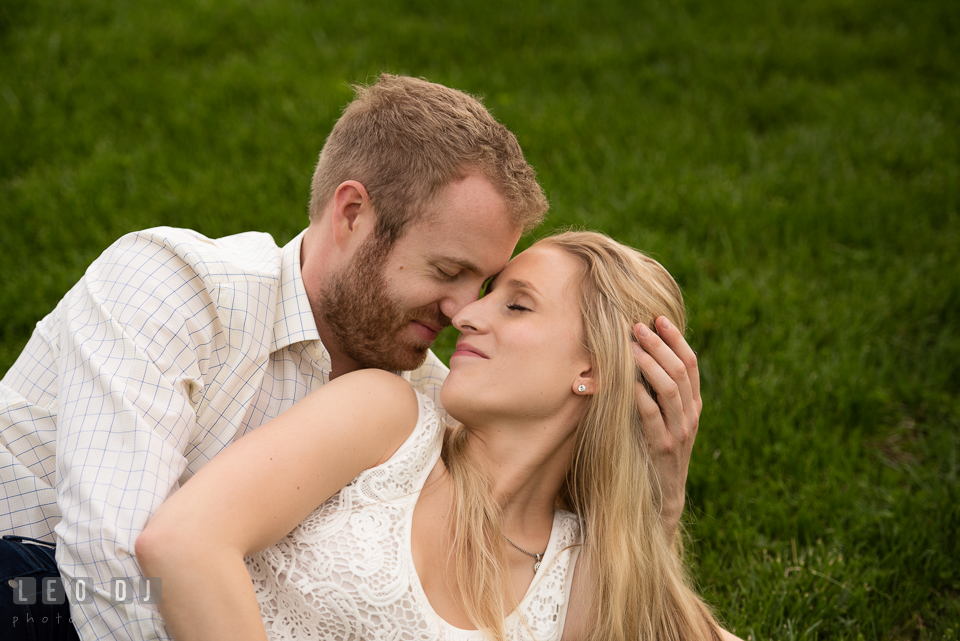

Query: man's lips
[
  {"left": 410, "top": 320, "right": 442, "bottom": 342},
  {"left": 452, "top": 342, "right": 488, "bottom": 359}
]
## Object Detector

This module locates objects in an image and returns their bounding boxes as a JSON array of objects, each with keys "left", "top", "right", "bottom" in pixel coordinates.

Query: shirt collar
[
  {"left": 271, "top": 230, "right": 322, "bottom": 352},
  {"left": 271, "top": 230, "right": 405, "bottom": 378}
]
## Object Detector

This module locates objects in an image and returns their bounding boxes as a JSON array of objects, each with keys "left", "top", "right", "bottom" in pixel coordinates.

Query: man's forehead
[{"left": 413, "top": 174, "right": 521, "bottom": 261}]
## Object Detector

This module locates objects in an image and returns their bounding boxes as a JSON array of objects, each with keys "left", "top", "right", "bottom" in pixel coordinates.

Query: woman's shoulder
[
  {"left": 331, "top": 373, "right": 445, "bottom": 499},
  {"left": 350, "top": 370, "right": 445, "bottom": 448},
  {"left": 332, "top": 367, "right": 419, "bottom": 401},
  {"left": 318, "top": 369, "right": 420, "bottom": 438},
  {"left": 553, "top": 509, "right": 582, "bottom": 546},
  {"left": 320, "top": 368, "right": 448, "bottom": 454},
  {"left": 388, "top": 386, "right": 446, "bottom": 463},
  {"left": 269, "top": 369, "right": 423, "bottom": 477}
]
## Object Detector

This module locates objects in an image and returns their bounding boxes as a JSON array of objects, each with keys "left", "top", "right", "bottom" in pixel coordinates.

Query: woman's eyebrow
[
  {"left": 505, "top": 279, "right": 541, "bottom": 296},
  {"left": 485, "top": 275, "right": 541, "bottom": 297}
]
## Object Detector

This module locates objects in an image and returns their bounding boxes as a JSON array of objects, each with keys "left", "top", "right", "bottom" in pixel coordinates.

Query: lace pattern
[{"left": 246, "top": 392, "right": 582, "bottom": 640}]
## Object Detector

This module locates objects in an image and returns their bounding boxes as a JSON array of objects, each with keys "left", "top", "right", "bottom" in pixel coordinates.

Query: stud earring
[{"left": 578, "top": 384, "right": 586, "bottom": 393}]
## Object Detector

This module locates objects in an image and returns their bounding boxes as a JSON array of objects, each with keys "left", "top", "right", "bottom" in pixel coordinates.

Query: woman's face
[{"left": 440, "top": 244, "right": 592, "bottom": 425}]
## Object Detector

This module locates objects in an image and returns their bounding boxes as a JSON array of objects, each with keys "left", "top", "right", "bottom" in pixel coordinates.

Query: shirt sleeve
[{"left": 54, "top": 232, "right": 218, "bottom": 640}]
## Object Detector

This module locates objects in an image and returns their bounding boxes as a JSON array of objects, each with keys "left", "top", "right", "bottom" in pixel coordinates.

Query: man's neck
[
  {"left": 313, "top": 315, "right": 367, "bottom": 380},
  {"left": 300, "top": 224, "right": 366, "bottom": 380}
]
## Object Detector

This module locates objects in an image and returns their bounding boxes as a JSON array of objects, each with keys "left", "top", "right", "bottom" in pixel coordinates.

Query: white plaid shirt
[{"left": 0, "top": 227, "right": 448, "bottom": 639}]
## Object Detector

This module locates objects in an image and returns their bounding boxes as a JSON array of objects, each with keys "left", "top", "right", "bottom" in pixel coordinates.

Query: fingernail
[
  {"left": 638, "top": 324, "right": 651, "bottom": 337},
  {"left": 660, "top": 318, "right": 672, "bottom": 330},
  {"left": 632, "top": 343, "right": 642, "bottom": 357}
]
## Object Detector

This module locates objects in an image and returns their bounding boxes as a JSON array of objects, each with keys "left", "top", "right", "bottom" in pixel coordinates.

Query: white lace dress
[{"left": 245, "top": 392, "right": 582, "bottom": 640}]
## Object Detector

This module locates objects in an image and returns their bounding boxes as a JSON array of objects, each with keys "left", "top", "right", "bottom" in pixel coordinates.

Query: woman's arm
[{"left": 135, "top": 369, "right": 420, "bottom": 641}]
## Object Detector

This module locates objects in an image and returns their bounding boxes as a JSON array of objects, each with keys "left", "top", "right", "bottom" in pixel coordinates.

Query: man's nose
[{"left": 440, "top": 283, "right": 483, "bottom": 320}]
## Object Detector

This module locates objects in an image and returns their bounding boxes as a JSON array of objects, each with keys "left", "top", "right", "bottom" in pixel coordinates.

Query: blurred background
[{"left": 1, "top": 0, "right": 957, "bottom": 637}]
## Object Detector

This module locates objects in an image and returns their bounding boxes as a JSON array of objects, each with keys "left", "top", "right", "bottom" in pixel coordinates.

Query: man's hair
[{"left": 309, "top": 74, "right": 548, "bottom": 246}]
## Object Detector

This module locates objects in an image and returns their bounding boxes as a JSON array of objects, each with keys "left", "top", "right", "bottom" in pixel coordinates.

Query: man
[{"left": 0, "top": 75, "right": 702, "bottom": 638}]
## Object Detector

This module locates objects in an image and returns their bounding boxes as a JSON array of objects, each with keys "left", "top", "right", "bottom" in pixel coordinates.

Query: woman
[{"left": 136, "top": 231, "right": 735, "bottom": 641}]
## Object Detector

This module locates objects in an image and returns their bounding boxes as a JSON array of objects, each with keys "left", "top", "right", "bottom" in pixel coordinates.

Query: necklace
[{"left": 503, "top": 534, "right": 545, "bottom": 573}]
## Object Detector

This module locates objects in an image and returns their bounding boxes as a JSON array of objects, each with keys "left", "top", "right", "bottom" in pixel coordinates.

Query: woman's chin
[
  {"left": 439, "top": 383, "right": 484, "bottom": 426},
  {"left": 438, "top": 380, "right": 464, "bottom": 419}
]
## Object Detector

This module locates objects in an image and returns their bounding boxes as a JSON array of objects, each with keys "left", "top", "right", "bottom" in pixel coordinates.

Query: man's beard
[{"left": 316, "top": 238, "right": 450, "bottom": 372}]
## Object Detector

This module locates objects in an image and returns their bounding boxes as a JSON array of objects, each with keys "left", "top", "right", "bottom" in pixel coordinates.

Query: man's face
[{"left": 318, "top": 173, "right": 522, "bottom": 372}]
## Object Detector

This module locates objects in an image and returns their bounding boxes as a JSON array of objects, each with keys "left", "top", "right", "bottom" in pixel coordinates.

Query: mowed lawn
[{"left": 1, "top": 0, "right": 957, "bottom": 638}]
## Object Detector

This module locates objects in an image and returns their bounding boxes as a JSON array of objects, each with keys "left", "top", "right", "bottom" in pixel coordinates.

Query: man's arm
[
  {"left": 632, "top": 316, "right": 703, "bottom": 544},
  {"left": 53, "top": 230, "right": 276, "bottom": 639}
]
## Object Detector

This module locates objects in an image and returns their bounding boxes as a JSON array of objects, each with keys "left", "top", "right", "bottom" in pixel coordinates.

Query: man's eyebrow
[{"left": 434, "top": 256, "right": 482, "bottom": 274}]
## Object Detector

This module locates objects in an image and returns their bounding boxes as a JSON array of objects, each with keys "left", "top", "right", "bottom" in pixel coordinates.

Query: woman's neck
[{"left": 460, "top": 413, "right": 576, "bottom": 537}]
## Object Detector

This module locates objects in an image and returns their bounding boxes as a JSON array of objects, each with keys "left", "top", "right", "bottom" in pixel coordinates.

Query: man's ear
[
  {"left": 331, "top": 181, "right": 375, "bottom": 251},
  {"left": 573, "top": 366, "right": 595, "bottom": 395}
]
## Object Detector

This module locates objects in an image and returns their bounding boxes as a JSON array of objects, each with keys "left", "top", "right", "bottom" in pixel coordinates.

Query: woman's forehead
[{"left": 499, "top": 245, "right": 581, "bottom": 302}]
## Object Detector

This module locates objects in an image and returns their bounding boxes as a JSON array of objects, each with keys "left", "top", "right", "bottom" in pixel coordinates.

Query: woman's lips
[{"left": 451, "top": 342, "right": 488, "bottom": 359}]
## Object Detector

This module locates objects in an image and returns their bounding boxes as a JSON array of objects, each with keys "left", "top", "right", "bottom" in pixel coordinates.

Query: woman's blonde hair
[{"left": 442, "top": 230, "right": 720, "bottom": 641}]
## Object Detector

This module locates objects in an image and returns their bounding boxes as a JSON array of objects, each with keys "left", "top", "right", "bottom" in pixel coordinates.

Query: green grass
[{"left": 1, "top": 0, "right": 957, "bottom": 638}]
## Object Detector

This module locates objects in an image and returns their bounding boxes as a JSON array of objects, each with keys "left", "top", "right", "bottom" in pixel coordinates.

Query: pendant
[{"left": 534, "top": 554, "right": 543, "bottom": 573}]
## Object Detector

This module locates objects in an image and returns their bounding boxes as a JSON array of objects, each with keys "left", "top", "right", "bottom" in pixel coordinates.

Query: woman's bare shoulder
[{"left": 305, "top": 368, "right": 418, "bottom": 421}]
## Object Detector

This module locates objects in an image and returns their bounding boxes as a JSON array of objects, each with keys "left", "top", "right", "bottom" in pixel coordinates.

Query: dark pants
[{"left": 0, "top": 536, "right": 79, "bottom": 640}]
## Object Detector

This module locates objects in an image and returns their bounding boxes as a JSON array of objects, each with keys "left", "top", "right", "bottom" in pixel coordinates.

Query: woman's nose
[{"left": 452, "top": 297, "right": 487, "bottom": 333}]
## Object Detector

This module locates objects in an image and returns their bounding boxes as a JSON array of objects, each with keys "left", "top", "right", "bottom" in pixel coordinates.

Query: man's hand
[{"left": 632, "top": 316, "right": 702, "bottom": 544}]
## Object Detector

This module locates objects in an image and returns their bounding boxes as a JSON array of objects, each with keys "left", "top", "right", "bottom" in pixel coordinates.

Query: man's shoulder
[
  {"left": 105, "top": 227, "right": 284, "bottom": 281},
  {"left": 117, "top": 227, "right": 282, "bottom": 270},
  {"left": 72, "top": 227, "right": 296, "bottom": 366}
]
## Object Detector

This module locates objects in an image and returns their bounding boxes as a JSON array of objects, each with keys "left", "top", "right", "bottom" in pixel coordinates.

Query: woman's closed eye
[{"left": 506, "top": 303, "right": 531, "bottom": 312}]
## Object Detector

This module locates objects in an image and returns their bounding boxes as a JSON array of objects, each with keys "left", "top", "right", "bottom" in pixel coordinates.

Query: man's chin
[
  {"left": 359, "top": 341, "right": 431, "bottom": 373},
  {"left": 392, "top": 345, "right": 431, "bottom": 372}
]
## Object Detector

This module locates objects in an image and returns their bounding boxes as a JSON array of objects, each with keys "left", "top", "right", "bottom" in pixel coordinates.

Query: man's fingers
[
  {"left": 635, "top": 380, "right": 669, "bottom": 449},
  {"left": 653, "top": 316, "right": 701, "bottom": 406},
  {"left": 632, "top": 322, "right": 694, "bottom": 426},
  {"left": 632, "top": 342, "right": 685, "bottom": 429}
]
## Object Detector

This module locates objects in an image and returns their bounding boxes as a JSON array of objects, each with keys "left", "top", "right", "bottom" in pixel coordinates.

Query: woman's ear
[{"left": 573, "top": 367, "right": 595, "bottom": 395}]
